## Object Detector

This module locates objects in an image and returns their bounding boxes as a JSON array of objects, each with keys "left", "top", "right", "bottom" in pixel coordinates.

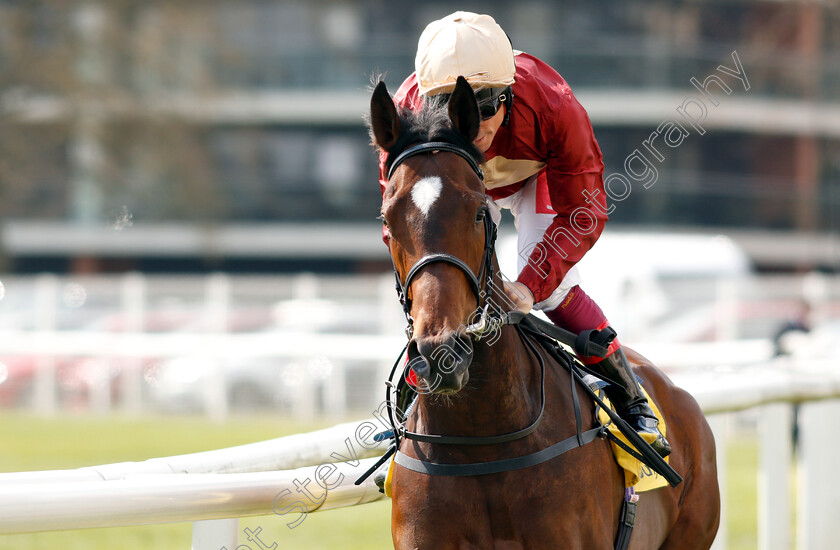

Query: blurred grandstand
[{"left": 0, "top": 1, "right": 836, "bottom": 275}]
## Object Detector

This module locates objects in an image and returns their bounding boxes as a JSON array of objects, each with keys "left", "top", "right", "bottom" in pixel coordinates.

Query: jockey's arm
[{"left": 514, "top": 93, "right": 608, "bottom": 305}]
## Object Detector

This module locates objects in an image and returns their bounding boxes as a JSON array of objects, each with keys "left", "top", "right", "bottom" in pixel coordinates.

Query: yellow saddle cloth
[
  {"left": 384, "top": 456, "right": 395, "bottom": 498},
  {"left": 597, "top": 385, "right": 669, "bottom": 492}
]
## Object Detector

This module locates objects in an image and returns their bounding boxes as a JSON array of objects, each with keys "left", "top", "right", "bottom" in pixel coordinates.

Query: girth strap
[{"left": 614, "top": 488, "right": 638, "bottom": 550}]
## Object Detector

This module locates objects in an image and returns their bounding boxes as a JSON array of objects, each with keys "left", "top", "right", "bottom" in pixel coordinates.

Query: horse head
[{"left": 370, "top": 77, "right": 496, "bottom": 394}]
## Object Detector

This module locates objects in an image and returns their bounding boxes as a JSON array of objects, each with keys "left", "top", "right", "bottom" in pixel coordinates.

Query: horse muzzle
[{"left": 407, "top": 332, "right": 474, "bottom": 394}]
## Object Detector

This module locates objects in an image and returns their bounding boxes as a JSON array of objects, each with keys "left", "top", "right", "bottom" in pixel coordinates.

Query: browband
[{"left": 387, "top": 141, "right": 484, "bottom": 181}]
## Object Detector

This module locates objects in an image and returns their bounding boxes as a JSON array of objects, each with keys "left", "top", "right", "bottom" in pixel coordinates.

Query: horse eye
[
  {"left": 475, "top": 209, "right": 486, "bottom": 223},
  {"left": 377, "top": 214, "right": 388, "bottom": 227}
]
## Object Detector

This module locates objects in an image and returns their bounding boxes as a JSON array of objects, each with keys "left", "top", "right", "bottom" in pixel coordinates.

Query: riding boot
[{"left": 595, "top": 348, "right": 671, "bottom": 458}]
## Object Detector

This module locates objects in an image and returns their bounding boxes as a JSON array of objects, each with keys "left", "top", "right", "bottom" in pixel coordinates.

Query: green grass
[
  {"left": 0, "top": 413, "right": 764, "bottom": 549},
  {"left": 726, "top": 437, "right": 759, "bottom": 550},
  {"left": 0, "top": 413, "right": 392, "bottom": 550}
]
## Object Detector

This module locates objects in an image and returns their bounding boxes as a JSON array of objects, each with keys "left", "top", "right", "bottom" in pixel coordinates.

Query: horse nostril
[
  {"left": 445, "top": 334, "right": 474, "bottom": 374},
  {"left": 412, "top": 333, "right": 473, "bottom": 376},
  {"left": 414, "top": 338, "right": 437, "bottom": 360},
  {"left": 407, "top": 339, "right": 431, "bottom": 380},
  {"left": 454, "top": 334, "right": 473, "bottom": 359}
]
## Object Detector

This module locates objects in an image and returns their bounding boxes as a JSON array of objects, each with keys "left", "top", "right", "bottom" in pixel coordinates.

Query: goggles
[
  {"left": 435, "top": 86, "right": 511, "bottom": 121},
  {"left": 474, "top": 86, "right": 510, "bottom": 120}
]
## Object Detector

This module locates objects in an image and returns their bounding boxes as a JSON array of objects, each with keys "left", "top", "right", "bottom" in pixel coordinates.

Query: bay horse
[{"left": 370, "top": 76, "right": 720, "bottom": 550}]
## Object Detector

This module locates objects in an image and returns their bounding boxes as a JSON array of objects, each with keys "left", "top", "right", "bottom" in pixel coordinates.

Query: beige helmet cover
[{"left": 415, "top": 11, "right": 516, "bottom": 96}]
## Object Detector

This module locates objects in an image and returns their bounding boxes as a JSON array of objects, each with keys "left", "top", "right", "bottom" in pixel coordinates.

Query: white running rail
[{"left": 1, "top": 359, "right": 839, "bottom": 550}]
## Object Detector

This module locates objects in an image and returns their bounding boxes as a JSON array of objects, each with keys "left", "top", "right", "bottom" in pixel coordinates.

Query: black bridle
[
  {"left": 387, "top": 141, "right": 497, "bottom": 340},
  {"left": 382, "top": 139, "right": 551, "bottom": 454},
  {"left": 381, "top": 140, "right": 552, "bottom": 451}
]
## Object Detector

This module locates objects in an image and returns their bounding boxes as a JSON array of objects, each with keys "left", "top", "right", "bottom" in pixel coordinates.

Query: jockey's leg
[{"left": 543, "top": 286, "right": 671, "bottom": 458}]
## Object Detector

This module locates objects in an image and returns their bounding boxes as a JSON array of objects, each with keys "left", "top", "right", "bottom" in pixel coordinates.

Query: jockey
[{"left": 378, "top": 11, "right": 670, "bottom": 457}]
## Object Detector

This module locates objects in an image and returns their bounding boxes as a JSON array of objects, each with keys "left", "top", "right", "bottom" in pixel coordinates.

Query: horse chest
[{"left": 392, "top": 464, "right": 615, "bottom": 550}]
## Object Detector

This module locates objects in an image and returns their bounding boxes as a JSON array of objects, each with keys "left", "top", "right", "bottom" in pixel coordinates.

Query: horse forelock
[{"left": 385, "top": 100, "right": 484, "bottom": 177}]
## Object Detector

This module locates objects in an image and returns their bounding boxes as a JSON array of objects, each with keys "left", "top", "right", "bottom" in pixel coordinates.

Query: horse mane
[{"left": 366, "top": 94, "right": 485, "bottom": 175}]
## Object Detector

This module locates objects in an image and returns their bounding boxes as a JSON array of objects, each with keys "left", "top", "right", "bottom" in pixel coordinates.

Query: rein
[
  {"left": 378, "top": 316, "right": 681, "bottom": 485},
  {"left": 393, "top": 319, "right": 607, "bottom": 477}
]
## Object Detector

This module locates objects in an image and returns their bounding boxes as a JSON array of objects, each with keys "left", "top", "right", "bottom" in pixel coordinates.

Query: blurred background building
[{"left": 0, "top": 0, "right": 837, "bottom": 275}]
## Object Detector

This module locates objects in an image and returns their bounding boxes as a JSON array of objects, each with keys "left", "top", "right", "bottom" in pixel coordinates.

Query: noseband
[{"left": 387, "top": 141, "right": 498, "bottom": 339}]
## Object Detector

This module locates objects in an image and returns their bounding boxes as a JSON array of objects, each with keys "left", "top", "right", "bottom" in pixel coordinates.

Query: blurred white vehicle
[{"left": 497, "top": 230, "right": 753, "bottom": 342}]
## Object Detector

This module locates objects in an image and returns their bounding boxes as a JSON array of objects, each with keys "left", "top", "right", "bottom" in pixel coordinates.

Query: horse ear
[
  {"left": 448, "top": 76, "right": 480, "bottom": 142},
  {"left": 370, "top": 81, "right": 401, "bottom": 151}
]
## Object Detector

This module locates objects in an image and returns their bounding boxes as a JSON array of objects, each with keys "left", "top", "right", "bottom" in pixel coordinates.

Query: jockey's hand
[{"left": 502, "top": 280, "right": 535, "bottom": 314}]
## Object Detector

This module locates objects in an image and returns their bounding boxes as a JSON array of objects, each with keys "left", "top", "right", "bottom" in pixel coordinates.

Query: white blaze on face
[{"left": 411, "top": 176, "right": 443, "bottom": 217}]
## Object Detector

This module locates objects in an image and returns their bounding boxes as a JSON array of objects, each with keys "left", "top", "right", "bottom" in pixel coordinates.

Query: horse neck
[{"left": 413, "top": 325, "right": 541, "bottom": 437}]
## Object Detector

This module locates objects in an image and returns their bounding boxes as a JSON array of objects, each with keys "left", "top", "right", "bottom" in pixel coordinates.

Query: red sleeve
[{"left": 515, "top": 93, "right": 608, "bottom": 304}]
